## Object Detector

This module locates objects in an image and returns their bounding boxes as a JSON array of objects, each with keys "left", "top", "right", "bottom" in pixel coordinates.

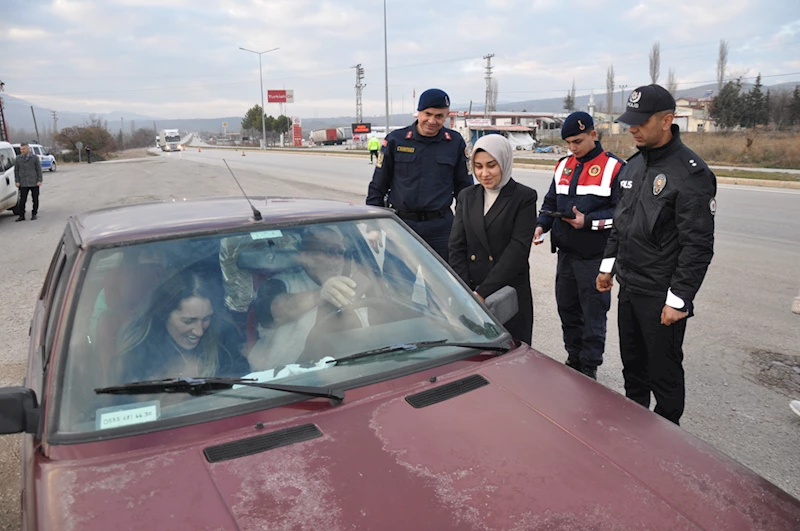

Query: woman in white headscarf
[{"left": 448, "top": 134, "right": 538, "bottom": 343}]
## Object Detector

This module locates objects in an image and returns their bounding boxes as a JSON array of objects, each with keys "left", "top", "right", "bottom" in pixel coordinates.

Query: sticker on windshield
[
  {"left": 251, "top": 230, "right": 283, "bottom": 240},
  {"left": 95, "top": 401, "right": 161, "bottom": 430}
]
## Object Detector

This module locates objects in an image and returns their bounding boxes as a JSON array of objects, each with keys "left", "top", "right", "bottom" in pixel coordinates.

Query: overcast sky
[{"left": 3, "top": 0, "right": 799, "bottom": 119}]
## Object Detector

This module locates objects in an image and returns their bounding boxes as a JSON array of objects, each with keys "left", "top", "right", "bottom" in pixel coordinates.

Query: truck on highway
[
  {"left": 159, "top": 129, "right": 181, "bottom": 151},
  {"left": 310, "top": 128, "right": 346, "bottom": 146}
]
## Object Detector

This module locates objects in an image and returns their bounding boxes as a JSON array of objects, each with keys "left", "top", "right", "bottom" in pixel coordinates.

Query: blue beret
[
  {"left": 561, "top": 112, "right": 594, "bottom": 139},
  {"left": 417, "top": 88, "right": 450, "bottom": 111}
]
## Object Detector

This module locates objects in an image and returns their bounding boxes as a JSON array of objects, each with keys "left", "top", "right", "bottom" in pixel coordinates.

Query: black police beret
[
  {"left": 561, "top": 112, "right": 594, "bottom": 139},
  {"left": 617, "top": 84, "right": 676, "bottom": 126},
  {"left": 417, "top": 88, "right": 450, "bottom": 111}
]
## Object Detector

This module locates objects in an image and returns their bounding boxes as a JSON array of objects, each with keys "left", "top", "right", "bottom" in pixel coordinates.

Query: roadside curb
[{"left": 715, "top": 177, "right": 800, "bottom": 189}]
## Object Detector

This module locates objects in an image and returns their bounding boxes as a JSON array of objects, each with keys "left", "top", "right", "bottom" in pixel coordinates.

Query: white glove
[{"left": 320, "top": 276, "right": 357, "bottom": 308}]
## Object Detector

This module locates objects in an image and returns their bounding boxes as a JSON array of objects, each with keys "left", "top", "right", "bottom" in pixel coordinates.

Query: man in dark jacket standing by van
[
  {"left": 14, "top": 143, "right": 43, "bottom": 221},
  {"left": 596, "top": 84, "right": 716, "bottom": 425}
]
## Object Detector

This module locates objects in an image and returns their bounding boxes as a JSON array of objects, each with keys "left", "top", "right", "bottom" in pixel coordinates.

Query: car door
[{"left": 0, "top": 145, "right": 17, "bottom": 210}]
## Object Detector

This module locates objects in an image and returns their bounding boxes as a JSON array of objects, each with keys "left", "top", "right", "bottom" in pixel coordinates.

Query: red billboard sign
[
  {"left": 352, "top": 123, "right": 372, "bottom": 134},
  {"left": 267, "top": 90, "right": 294, "bottom": 103}
]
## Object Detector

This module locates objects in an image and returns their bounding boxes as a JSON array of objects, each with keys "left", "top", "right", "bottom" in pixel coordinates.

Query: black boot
[
  {"left": 565, "top": 358, "right": 581, "bottom": 372},
  {"left": 580, "top": 365, "right": 598, "bottom": 380},
  {"left": 31, "top": 213, "right": 37, "bottom": 220},
  {"left": 15, "top": 214, "right": 25, "bottom": 222}
]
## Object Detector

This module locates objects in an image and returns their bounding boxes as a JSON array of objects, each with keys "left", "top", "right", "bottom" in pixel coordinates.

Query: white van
[
  {"left": 0, "top": 141, "right": 19, "bottom": 213},
  {"left": 12, "top": 143, "right": 57, "bottom": 172}
]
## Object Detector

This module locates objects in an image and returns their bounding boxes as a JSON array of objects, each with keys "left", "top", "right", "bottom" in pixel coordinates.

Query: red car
[{"left": 1, "top": 197, "right": 798, "bottom": 530}]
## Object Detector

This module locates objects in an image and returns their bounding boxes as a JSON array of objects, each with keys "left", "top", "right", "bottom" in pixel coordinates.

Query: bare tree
[
  {"left": 717, "top": 39, "right": 728, "bottom": 92},
  {"left": 667, "top": 68, "right": 678, "bottom": 95},
  {"left": 649, "top": 42, "right": 661, "bottom": 84},
  {"left": 606, "top": 65, "right": 615, "bottom": 116}
]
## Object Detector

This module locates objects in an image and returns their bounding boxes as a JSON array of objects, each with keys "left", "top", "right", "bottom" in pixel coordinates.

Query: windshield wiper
[
  {"left": 327, "top": 339, "right": 509, "bottom": 365},
  {"left": 94, "top": 377, "right": 344, "bottom": 401}
]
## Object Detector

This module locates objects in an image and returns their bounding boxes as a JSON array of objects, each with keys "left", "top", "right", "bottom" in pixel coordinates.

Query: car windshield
[{"left": 57, "top": 217, "right": 506, "bottom": 435}]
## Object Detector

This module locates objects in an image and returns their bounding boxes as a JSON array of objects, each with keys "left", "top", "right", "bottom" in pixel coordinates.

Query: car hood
[{"left": 39, "top": 347, "right": 800, "bottom": 530}]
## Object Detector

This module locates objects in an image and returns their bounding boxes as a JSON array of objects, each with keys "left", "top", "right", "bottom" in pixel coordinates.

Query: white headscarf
[{"left": 472, "top": 134, "right": 513, "bottom": 214}]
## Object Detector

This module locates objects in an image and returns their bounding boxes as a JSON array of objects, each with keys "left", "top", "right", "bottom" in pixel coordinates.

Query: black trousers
[
  {"left": 556, "top": 252, "right": 610, "bottom": 368},
  {"left": 618, "top": 287, "right": 687, "bottom": 425},
  {"left": 370, "top": 149, "right": 378, "bottom": 162},
  {"left": 18, "top": 186, "right": 39, "bottom": 216}
]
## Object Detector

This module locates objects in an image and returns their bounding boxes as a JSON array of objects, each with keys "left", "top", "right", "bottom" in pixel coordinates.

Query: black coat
[
  {"left": 604, "top": 126, "right": 716, "bottom": 314},
  {"left": 448, "top": 179, "right": 538, "bottom": 343}
]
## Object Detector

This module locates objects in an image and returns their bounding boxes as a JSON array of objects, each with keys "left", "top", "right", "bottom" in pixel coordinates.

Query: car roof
[{"left": 70, "top": 196, "right": 391, "bottom": 247}]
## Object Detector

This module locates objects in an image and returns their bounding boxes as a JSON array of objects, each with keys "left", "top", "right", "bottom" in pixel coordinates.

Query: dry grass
[{"left": 599, "top": 131, "right": 800, "bottom": 169}]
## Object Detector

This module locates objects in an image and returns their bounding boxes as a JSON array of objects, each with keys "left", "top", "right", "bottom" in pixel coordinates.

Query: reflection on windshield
[{"left": 59, "top": 218, "right": 504, "bottom": 434}]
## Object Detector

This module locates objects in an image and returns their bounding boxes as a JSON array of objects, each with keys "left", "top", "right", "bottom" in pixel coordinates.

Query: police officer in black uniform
[
  {"left": 534, "top": 112, "right": 624, "bottom": 380},
  {"left": 596, "top": 84, "right": 716, "bottom": 425},
  {"left": 366, "top": 88, "right": 472, "bottom": 262}
]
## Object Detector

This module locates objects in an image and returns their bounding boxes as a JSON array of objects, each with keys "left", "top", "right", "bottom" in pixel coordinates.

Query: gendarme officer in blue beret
[{"left": 366, "top": 88, "right": 472, "bottom": 261}]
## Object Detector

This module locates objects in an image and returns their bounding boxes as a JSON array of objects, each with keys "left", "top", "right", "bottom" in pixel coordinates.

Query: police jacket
[
  {"left": 536, "top": 143, "right": 623, "bottom": 259},
  {"left": 14, "top": 153, "right": 43, "bottom": 188},
  {"left": 602, "top": 125, "right": 716, "bottom": 314},
  {"left": 366, "top": 122, "right": 472, "bottom": 214}
]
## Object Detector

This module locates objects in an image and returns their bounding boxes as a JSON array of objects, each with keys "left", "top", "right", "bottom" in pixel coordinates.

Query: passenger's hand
[
  {"left": 661, "top": 305, "right": 688, "bottom": 326},
  {"left": 367, "top": 230, "right": 383, "bottom": 253},
  {"left": 36, "top": 182, "right": 41, "bottom": 187},
  {"left": 320, "top": 276, "right": 357, "bottom": 308},
  {"left": 596, "top": 273, "right": 613, "bottom": 292},
  {"left": 533, "top": 226, "right": 544, "bottom": 245},
  {"left": 565, "top": 206, "right": 585, "bottom": 229},
  {"left": 15, "top": 183, "right": 19, "bottom": 188}
]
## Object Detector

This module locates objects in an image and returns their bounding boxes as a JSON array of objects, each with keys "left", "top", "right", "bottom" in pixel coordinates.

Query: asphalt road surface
[{"left": 0, "top": 151, "right": 798, "bottom": 529}]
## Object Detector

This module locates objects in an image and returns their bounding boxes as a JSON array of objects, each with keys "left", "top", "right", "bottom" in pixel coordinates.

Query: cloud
[{"left": 2, "top": 0, "right": 797, "bottom": 119}]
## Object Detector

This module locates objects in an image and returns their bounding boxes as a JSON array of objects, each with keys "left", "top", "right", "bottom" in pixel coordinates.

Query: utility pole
[
  {"left": 31, "top": 106, "right": 40, "bottom": 142},
  {"left": 353, "top": 63, "right": 366, "bottom": 123},
  {"left": 483, "top": 53, "right": 495, "bottom": 118},
  {"left": 383, "top": 0, "right": 390, "bottom": 133},
  {"left": 51, "top": 110, "right": 58, "bottom": 134},
  {"left": 0, "top": 80, "right": 7, "bottom": 142}
]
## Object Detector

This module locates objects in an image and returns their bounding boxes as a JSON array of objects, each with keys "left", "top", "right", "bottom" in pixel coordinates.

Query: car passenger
[
  {"left": 115, "top": 270, "right": 250, "bottom": 382},
  {"left": 248, "top": 226, "right": 370, "bottom": 370}
]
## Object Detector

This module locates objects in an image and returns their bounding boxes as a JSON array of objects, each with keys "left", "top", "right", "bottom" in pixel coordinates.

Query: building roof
[{"left": 469, "top": 125, "right": 534, "bottom": 132}]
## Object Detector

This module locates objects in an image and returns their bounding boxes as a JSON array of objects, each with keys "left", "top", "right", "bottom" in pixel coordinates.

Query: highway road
[{"left": 0, "top": 150, "right": 798, "bottom": 529}]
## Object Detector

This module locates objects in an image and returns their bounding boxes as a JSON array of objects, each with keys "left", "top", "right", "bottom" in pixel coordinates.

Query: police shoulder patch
[
  {"left": 709, "top": 197, "right": 717, "bottom": 216},
  {"left": 381, "top": 139, "right": 388, "bottom": 147},
  {"left": 405, "top": 130, "right": 413, "bottom": 139},
  {"left": 444, "top": 131, "right": 452, "bottom": 140},
  {"left": 376, "top": 151, "right": 385, "bottom": 168}
]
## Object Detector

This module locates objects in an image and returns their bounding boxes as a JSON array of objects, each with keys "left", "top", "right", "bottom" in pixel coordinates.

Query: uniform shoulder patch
[
  {"left": 405, "top": 130, "right": 413, "bottom": 139},
  {"left": 444, "top": 131, "right": 452, "bottom": 140},
  {"left": 381, "top": 139, "right": 388, "bottom": 147}
]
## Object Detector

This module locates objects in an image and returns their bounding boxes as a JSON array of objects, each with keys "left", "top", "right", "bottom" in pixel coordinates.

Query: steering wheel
[{"left": 298, "top": 297, "right": 400, "bottom": 363}]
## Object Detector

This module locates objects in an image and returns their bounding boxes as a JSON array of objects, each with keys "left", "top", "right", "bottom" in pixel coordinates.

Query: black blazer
[{"left": 449, "top": 179, "right": 537, "bottom": 342}]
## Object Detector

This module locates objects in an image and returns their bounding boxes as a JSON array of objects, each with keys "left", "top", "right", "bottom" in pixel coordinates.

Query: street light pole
[
  {"left": 239, "top": 46, "right": 279, "bottom": 150},
  {"left": 383, "top": 0, "right": 390, "bottom": 134}
]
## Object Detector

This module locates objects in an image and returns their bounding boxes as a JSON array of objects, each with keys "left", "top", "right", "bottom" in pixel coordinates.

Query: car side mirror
[
  {"left": 0, "top": 387, "right": 40, "bottom": 435},
  {"left": 483, "top": 286, "right": 518, "bottom": 325}
]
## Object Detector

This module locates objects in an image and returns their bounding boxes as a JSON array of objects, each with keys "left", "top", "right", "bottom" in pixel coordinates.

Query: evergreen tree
[
  {"left": 710, "top": 80, "right": 743, "bottom": 129},
  {"left": 790, "top": 86, "right": 800, "bottom": 127}
]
